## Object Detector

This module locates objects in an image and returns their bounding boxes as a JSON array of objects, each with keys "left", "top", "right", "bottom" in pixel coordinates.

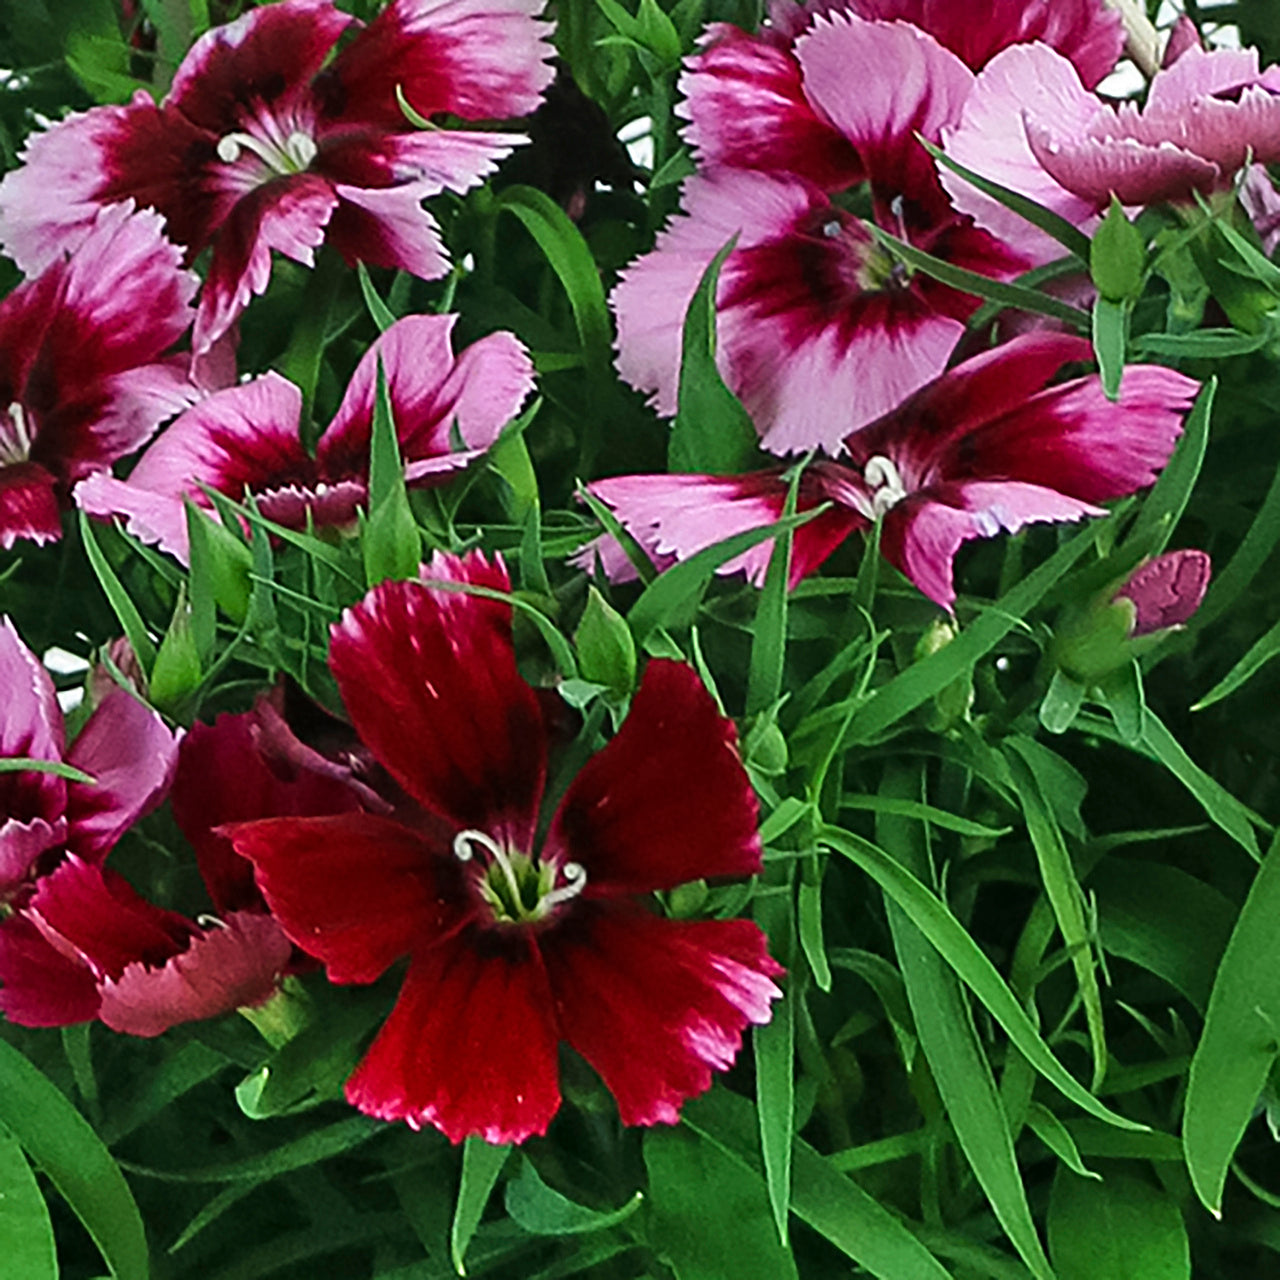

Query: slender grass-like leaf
[
  {"left": 1120, "top": 378, "right": 1214, "bottom": 559},
  {"left": 877, "top": 769, "right": 1055, "bottom": 1280},
  {"left": 0, "top": 756, "right": 95, "bottom": 782},
  {"left": 840, "top": 794, "right": 1012, "bottom": 837},
  {"left": 503, "top": 1157, "right": 641, "bottom": 1235},
  {"left": 1006, "top": 740, "right": 1108, "bottom": 1089},
  {"left": 0, "top": 1132, "right": 57, "bottom": 1280},
  {"left": 1193, "top": 613, "right": 1280, "bottom": 710},
  {"left": 753, "top": 886, "right": 794, "bottom": 1246},
  {"left": 1092, "top": 297, "right": 1127, "bottom": 400},
  {"left": 746, "top": 465, "right": 799, "bottom": 716},
  {"left": 357, "top": 261, "right": 397, "bottom": 332},
  {"left": 684, "top": 1088, "right": 953, "bottom": 1279},
  {"left": 0, "top": 1037, "right": 150, "bottom": 1280},
  {"left": 1026, "top": 1104, "right": 1099, "bottom": 1180},
  {"left": 819, "top": 826, "right": 1145, "bottom": 1130},
  {"left": 78, "top": 513, "right": 157, "bottom": 670},
  {"left": 1184, "top": 831, "right": 1280, "bottom": 1213},
  {"left": 451, "top": 1138, "right": 509, "bottom": 1275}
]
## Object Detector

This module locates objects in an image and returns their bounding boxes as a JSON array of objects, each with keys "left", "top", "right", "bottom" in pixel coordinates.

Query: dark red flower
[{"left": 227, "top": 551, "right": 782, "bottom": 1143}]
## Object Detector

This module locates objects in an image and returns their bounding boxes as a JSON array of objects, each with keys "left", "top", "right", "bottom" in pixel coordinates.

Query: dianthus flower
[
  {"left": 0, "top": 203, "right": 198, "bottom": 548},
  {"left": 0, "top": 0, "right": 554, "bottom": 351},
  {"left": 227, "top": 551, "right": 782, "bottom": 1143},
  {"left": 76, "top": 313, "right": 534, "bottom": 562},
  {"left": 614, "top": 14, "right": 1030, "bottom": 454},
  {"left": 942, "top": 36, "right": 1280, "bottom": 254},
  {"left": 582, "top": 334, "right": 1199, "bottom": 610}
]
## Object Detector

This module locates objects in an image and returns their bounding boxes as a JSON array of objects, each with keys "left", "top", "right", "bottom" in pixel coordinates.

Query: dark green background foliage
[{"left": 4, "top": 0, "right": 1280, "bottom": 1277}]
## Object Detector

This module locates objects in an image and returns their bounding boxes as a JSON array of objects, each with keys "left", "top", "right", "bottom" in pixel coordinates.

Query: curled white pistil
[
  {"left": 864, "top": 454, "right": 908, "bottom": 517},
  {"left": 541, "top": 861, "right": 587, "bottom": 909},
  {"left": 0, "top": 401, "right": 32, "bottom": 465},
  {"left": 217, "top": 129, "right": 318, "bottom": 174},
  {"left": 453, "top": 829, "right": 588, "bottom": 921}
]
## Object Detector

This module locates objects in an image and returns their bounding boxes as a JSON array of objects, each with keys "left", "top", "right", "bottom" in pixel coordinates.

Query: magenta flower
[
  {"left": 616, "top": 14, "right": 1029, "bottom": 454},
  {"left": 0, "top": 0, "right": 554, "bottom": 351},
  {"left": 0, "top": 203, "right": 198, "bottom": 549},
  {"left": 583, "top": 334, "right": 1200, "bottom": 610},
  {"left": 942, "top": 39, "right": 1280, "bottom": 252},
  {"left": 77, "top": 314, "right": 534, "bottom": 562},
  {"left": 0, "top": 617, "right": 189, "bottom": 1026},
  {"left": 226, "top": 551, "right": 781, "bottom": 1143}
]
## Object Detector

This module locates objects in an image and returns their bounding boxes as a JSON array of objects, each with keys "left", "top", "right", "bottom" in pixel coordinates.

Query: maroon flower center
[{"left": 452, "top": 829, "right": 587, "bottom": 927}]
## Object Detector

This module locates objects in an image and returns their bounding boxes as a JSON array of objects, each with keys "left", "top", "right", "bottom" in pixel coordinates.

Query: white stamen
[
  {"left": 284, "top": 130, "right": 318, "bottom": 169},
  {"left": 0, "top": 402, "right": 32, "bottom": 465},
  {"left": 454, "top": 828, "right": 525, "bottom": 915},
  {"left": 217, "top": 129, "right": 317, "bottom": 174},
  {"left": 542, "top": 861, "right": 588, "bottom": 909},
  {"left": 864, "top": 454, "right": 908, "bottom": 517}
]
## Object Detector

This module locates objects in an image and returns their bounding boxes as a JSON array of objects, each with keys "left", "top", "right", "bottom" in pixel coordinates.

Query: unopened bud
[{"left": 1112, "top": 548, "right": 1211, "bottom": 637}]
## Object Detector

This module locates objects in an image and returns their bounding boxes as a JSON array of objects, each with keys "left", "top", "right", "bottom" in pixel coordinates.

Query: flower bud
[{"left": 1053, "top": 549, "right": 1210, "bottom": 683}]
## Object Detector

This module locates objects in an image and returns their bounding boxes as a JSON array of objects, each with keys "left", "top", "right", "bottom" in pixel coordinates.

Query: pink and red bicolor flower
[
  {"left": 0, "top": 0, "right": 554, "bottom": 352},
  {"left": 0, "top": 202, "right": 198, "bottom": 549},
  {"left": 941, "top": 35, "right": 1280, "bottom": 253},
  {"left": 615, "top": 13, "right": 1032, "bottom": 455},
  {"left": 226, "top": 550, "right": 782, "bottom": 1144},
  {"left": 581, "top": 334, "right": 1200, "bottom": 610},
  {"left": 76, "top": 313, "right": 535, "bottom": 563}
]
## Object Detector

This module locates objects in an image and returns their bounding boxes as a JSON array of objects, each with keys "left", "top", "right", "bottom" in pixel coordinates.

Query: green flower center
[{"left": 453, "top": 829, "right": 587, "bottom": 926}]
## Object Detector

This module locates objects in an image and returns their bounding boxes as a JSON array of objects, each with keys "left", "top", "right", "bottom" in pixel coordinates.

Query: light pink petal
[
  {"left": 320, "top": 314, "right": 533, "bottom": 476},
  {"left": 1241, "top": 164, "right": 1280, "bottom": 255},
  {"left": 547, "top": 908, "right": 782, "bottom": 1127},
  {"left": 327, "top": 183, "right": 451, "bottom": 282},
  {"left": 78, "top": 361, "right": 204, "bottom": 477},
  {"left": 884, "top": 481, "right": 1103, "bottom": 609},
  {"left": 582, "top": 470, "right": 861, "bottom": 586},
  {"left": 0, "top": 463, "right": 62, "bottom": 549},
  {"left": 194, "top": 175, "right": 339, "bottom": 353},
  {"left": 0, "top": 107, "right": 120, "bottom": 275},
  {"left": 835, "top": 0, "right": 1123, "bottom": 87},
  {"left": 329, "top": 551, "right": 546, "bottom": 848},
  {"left": 230, "top": 813, "right": 457, "bottom": 985},
  {"left": 0, "top": 913, "right": 100, "bottom": 1027},
  {"left": 99, "top": 911, "right": 293, "bottom": 1037},
  {"left": 330, "top": 0, "right": 554, "bottom": 128},
  {"left": 679, "top": 24, "right": 861, "bottom": 188},
  {"left": 0, "top": 617, "right": 66, "bottom": 892},
  {"left": 345, "top": 930, "right": 561, "bottom": 1143},
  {"left": 795, "top": 13, "right": 973, "bottom": 191},
  {"left": 1144, "top": 43, "right": 1263, "bottom": 113},
  {"left": 75, "top": 473, "right": 191, "bottom": 563},
  {"left": 322, "top": 128, "right": 519, "bottom": 197},
  {"left": 1025, "top": 124, "right": 1219, "bottom": 206},
  {"left": 1123, "top": 84, "right": 1280, "bottom": 174},
  {"left": 941, "top": 43, "right": 1104, "bottom": 257},
  {"left": 64, "top": 687, "right": 181, "bottom": 861},
  {"left": 545, "top": 659, "right": 762, "bottom": 895}
]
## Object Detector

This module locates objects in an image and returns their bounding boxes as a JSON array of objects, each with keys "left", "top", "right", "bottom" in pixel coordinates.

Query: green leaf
[
  {"left": 149, "top": 589, "right": 203, "bottom": 712},
  {"left": 1048, "top": 1168, "right": 1189, "bottom": 1280},
  {"left": 503, "top": 1157, "right": 641, "bottom": 1236},
  {"left": 877, "top": 767, "right": 1054, "bottom": 1280},
  {"left": 0, "top": 757, "right": 96, "bottom": 783},
  {"left": 838, "top": 795, "right": 1012, "bottom": 838},
  {"left": 1131, "top": 328, "right": 1268, "bottom": 358},
  {"left": 451, "top": 1139, "right": 509, "bottom": 1275},
  {"left": 683, "top": 1089, "right": 952, "bottom": 1279},
  {"left": 747, "top": 465, "right": 799, "bottom": 716},
  {"left": 363, "top": 360, "right": 420, "bottom": 586},
  {"left": 626, "top": 507, "right": 822, "bottom": 643},
  {"left": 1006, "top": 740, "right": 1108, "bottom": 1090},
  {"left": 1184, "top": 831, "right": 1280, "bottom": 1213},
  {"left": 669, "top": 236, "right": 761, "bottom": 474},
  {"left": 1096, "top": 659, "right": 1145, "bottom": 745},
  {"left": 636, "top": 0, "right": 682, "bottom": 66},
  {"left": 78, "top": 513, "right": 157, "bottom": 672},
  {"left": 819, "top": 825, "right": 1145, "bottom": 1131},
  {"left": 643, "top": 1124, "right": 799, "bottom": 1280},
  {"left": 0, "top": 1131, "right": 57, "bottom": 1280},
  {"left": 0, "top": 1036, "right": 149, "bottom": 1280},
  {"left": 753, "top": 886, "right": 794, "bottom": 1247},
  {"left": 1120, "top": 378, "right": 1214, "bottom": 560},
  {"left": 1092, "top": 296, "right": 1128, "bottom": 400},
  {"left": 1027, "top": 1103, "right": 1099, "bottom": 1181},
  {"left": 922, "top": 137, "right": 1091, "bottom": 261},
  {"left": 186, "top": 499, "right": 251, "bottom": 630},
  {"left": 1090, "top": 197, "right": 1146, "bottom": 302},
  {"left": 1193, "top": 613, "right": 1280, "bottom": 710},
  {"left": 575, "top": 586, "right": 636, "bottom": 694},
  {"left": 357, "top": 261, "right": 398, "bottom": 333},
  {"left": 867, "top": 221, "right": 1091, "bottom": 329},
  {"left": 804, "top": 519, "right": 1101, "bottom": 749}
]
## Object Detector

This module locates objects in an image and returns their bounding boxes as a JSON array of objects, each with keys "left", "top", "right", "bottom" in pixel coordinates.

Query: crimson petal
[
  {"left": 0, "top": 913, "right": 100, "bottom": 1027},
  {"left": 329, "top": 552, "right": 547, "bottom": 847},
  {"left": 546, "top": 659, "right": 762, "bottom": 896},
  {"left": 229, "top": 813, "right": 458, "bottom": 984},
  {"left": 345, "top": 929, "right": 561, "bottom": 1143},
  {"left": 547, "top": 906, "right": 782, "bottom": 1126}
]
